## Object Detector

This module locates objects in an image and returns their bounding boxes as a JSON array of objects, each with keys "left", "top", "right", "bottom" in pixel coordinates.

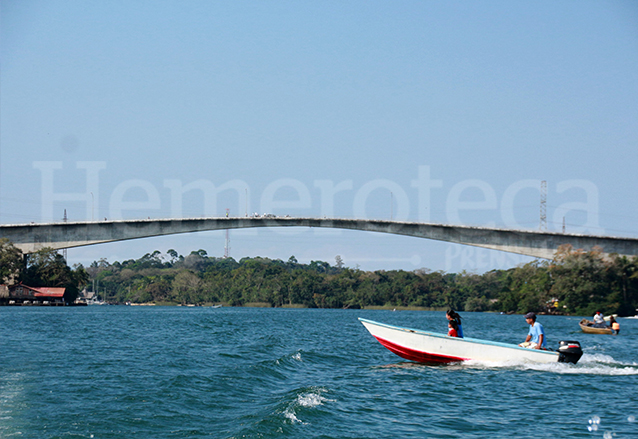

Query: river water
[{"left": 1, "top": 307, "right": 637, "bottom": 438}]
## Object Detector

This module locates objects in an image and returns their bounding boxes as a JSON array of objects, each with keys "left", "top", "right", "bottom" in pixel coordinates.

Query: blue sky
[{"left": 1, "top": 1, "right": 637, "bottom": 272}]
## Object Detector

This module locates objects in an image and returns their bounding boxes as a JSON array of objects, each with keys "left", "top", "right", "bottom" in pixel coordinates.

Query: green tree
[
  {"left": 0, "top": 238, "right": 23, "bottom": 285},
  {"left": 171, "top": 270, "right": 202, "bottom": 304},
  {"left": 508, "top": 261, "right": 550, "bottom": 313},
  {"left": 549, "top": 246, "right": 609, "bottom": 315},
  {"left": 607, "top": 255, "right": 638, "bottom": 316},
  {"left": 464, "top": 296, "right": 489, "bottom": 312},
  {"left": 23, "top": 248, "right": 86, "bottom": 302}
]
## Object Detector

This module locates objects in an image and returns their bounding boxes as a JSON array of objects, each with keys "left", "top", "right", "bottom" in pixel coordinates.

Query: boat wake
[
  {"left": 459, "top": 353, "right": 638, "bottom": 375},
  {"left": 374, "top": 353, "right": 638, "bottom": 375}
]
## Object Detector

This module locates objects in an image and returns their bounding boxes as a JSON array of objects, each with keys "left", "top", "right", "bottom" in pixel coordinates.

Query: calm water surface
[{"left": 1, "top": 307, "right": 637, "bottom": 438}]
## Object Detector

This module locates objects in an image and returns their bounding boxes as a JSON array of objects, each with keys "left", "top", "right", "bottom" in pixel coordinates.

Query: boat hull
[
  {"left": 579, "top": 319, "right": 612, "bottom": 334},
  {"left": 359, "top": 318, "right": 561, "bottom": 364}
]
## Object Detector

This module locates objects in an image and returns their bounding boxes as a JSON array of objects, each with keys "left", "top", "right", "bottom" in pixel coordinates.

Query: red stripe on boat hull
[{"left": 373, "top": 335, "right": 468, "bottom": 364}]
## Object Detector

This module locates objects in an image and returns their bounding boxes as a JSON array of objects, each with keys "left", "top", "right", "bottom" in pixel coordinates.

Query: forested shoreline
[
  {"left": 0, "top": 242, "right": 638, "bottom": 316},
  {"left": 2, "top": 238, "right": 637, "bottom": 316}
]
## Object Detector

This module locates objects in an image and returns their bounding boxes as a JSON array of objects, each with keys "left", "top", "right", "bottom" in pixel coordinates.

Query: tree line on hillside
[{"left": 1, "top": 238, "right": 637, "bottom": 315}]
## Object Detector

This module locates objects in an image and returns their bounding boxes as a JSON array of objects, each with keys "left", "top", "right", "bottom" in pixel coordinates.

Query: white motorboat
[
  {"left": 359, "top": 318, "right": 583, "bottom": 365},
  {"left": 86, "top": 297, "right": 106, "bottom": 305}
]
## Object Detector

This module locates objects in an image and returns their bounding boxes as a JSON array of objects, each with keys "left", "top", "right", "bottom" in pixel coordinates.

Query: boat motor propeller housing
[{"left": 557, "top": 340, "right": 583, "bottom": 364}]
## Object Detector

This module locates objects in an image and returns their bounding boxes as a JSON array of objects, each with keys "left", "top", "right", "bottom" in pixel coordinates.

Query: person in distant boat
[
  {"left": 447, "top": 319, "right": 459, "bottom": 337},
  {"left": 593, "top": 311, "right": 605, "bottom": 328},
  {"left": 446, "top": 309, "right": 464, "bottom": 338},
  {"left": 609, "top": 316, "right": 620, "bottom": 335},
  {"left": 519, "top": 312, "right": 547, "bottom": 350}
]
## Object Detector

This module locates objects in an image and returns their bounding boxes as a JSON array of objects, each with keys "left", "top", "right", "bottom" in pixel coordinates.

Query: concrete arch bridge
[{"left": 1, "top": 217, "right": 638, "bottom": 260}]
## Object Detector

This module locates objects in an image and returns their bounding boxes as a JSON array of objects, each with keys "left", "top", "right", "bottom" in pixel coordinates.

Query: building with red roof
[{"left": 2, "top": 283, "right": 67, "bottom": 306}]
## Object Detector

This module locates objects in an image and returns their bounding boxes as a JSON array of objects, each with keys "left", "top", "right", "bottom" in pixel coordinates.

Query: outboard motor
[{"left": 557, "top": 340, "right": 583, "bottom": 364}]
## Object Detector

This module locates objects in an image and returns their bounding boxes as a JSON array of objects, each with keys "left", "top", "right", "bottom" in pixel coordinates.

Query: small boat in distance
[
  {"left": 579, "top": 319, "right": 613, "bottom": 334},
  {"left": 359, "top": 318, "right": 583, "bottom": 365}
]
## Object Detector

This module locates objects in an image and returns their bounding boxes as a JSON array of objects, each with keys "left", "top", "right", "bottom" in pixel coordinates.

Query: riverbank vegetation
[
  {"left": 1, "top": 238, "right": 637, "bottom": 315},
  {"left": 0, "top": 238, "right": 88, "bottom": 302},
  {"left": 77, "top": 245, "right": 638, "bottom": 315}
]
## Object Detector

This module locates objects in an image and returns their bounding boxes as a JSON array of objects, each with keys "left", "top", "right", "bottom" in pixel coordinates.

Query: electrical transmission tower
[{"left": 540, "top": 180, "right": 547, "bottom": 231}]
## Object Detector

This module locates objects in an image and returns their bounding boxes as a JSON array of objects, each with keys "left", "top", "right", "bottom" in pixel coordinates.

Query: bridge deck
[{"left": 1, "top": 217, "right": 637, "bottom": 259}]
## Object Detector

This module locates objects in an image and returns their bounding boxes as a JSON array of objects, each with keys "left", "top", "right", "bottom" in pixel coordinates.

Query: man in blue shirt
[{"left": 520, "top": 312, "right": 547, "bottom": 349}]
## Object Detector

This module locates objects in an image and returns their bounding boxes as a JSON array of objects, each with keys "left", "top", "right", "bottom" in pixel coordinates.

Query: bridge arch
[{"left": 1, "top": 217, "right": 638, "bottom": 260}]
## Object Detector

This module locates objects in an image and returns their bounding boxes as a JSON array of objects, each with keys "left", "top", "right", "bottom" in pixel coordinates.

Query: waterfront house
[{"left": 5, "top": 283, "right": 66, "bottom": 306}]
